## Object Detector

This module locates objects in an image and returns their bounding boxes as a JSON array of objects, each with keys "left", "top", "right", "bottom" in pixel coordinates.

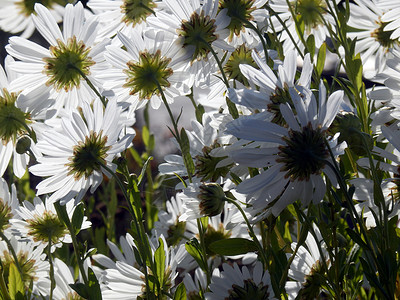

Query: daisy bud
[
  {"left": 198, "top": 183, "right": 226, "bottom": 217},
  {"left": 16, "top": 136, "right": 31, "bottom": 154}
]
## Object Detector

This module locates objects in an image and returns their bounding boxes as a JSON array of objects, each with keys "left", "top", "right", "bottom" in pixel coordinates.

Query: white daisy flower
[
  {"left": 0, "top": 56, "right": 44, "bottom": 178},
  {"left": 183, "top": 267, "right": 208, "bottom": 299},
  {"left": 229, "top": 49, "right": 313, "bottom": 126},
  {"left": 6, "top": 2, "right": 110, "bottom": 116},
  {"left": 0, "top": 0, "right": 67, "bottom": 38},
  {"left": 100, "top": 28, "right": 191, "bottom": 111},
  {"left": 286, "top": 228, "right": 330, "bottom": 299},
  {"left": 205, "top": 261, "right": 275, "bottom": 299},
  {"left": 159, "top": 112, "right": 234, "bottom": 182},
  {"left": 151, "top": 193, "right": 198, "bottom": 247},
  {"left": 0, "top": 236, "right": 50, "bottom": 297},
  {"left": 348, "top": 0, "right": 400, "bottom": 75},
  {"left": 0, "top": 178, "right": 20, "bottom": 237},
  {"left": 52, "top": 258, "right": 85, "bottom": 300},
  {"left": 268, "top": 0, "right": 336, "bottom": 52},
  {"left": 226, "top": 83, "right": 346, "bottom": 217},
  {"left": 87, "top": 0, "right": 163, "bottom": 40},
  {"left": 94, "top": 233, "right": 178, "bottom": 300},
  {"left": 29, "top": 98, "right": 135, "bottom": 204},
  {"left": 218, "top": 0, "right": 269, "bottom": 46},
  {"left": 146, "top": 0, "right": 234, "bottom": 85},
  {"left": 10, "top": 197, "right": 91, "bottom": 251}
]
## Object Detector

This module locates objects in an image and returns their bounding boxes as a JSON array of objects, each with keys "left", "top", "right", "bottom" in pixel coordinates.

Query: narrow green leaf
[
  {"left": 137, "top": 156, "right": 153, "bottom": 186},
  {"left": 226, "top": 97, "right": 239, "bottom": 119},
  {"left": 316, "top": 42, "right": 326, "bottom": 77},
  {"left": 8, "top": 263, "right": 24, "bottom": 299},
  {"left": 353, "top": 53, "right": 363, "bottom": 92},
  {"left": 209, "top": 238, "right": 257, "bottom": 256},
  {"left": 185, "top": 239, "right": 207, "bottom": 272},
  {"left": 195, "top": 104, "right": 205, "bottom": 124},
  {"left": 346, "top": 228, "right": 370, "bottom": 250},
  {"left": 70, "top": 283, "right": 89, "bottom": 298},
  {"left": 154, "top": 238, "right": 166, "bottom": 288},
  {"left": 173, "top": 282, "right": 187, "bottom": 300},
  {"left": 294, "top": 14, "right": 305, "bottom": 39},
  {"left": 306, "top": 35, "right": 315, "bottom": 59},
  {"left": 71, "top": 203, "right": 84, "bottom": 235},
  {"left": 180, "top": 128, "right": 195, "bottom": 176},
  {"left": 87, "top": 267, "right": 102, "bottom": 300}
]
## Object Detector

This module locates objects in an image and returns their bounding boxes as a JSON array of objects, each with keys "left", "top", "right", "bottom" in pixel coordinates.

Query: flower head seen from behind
[
  {"left": 226, "top": 83, "right": 345, "bottom": 217},
  {"left": 29, "top": 98, "right": 135, "bottom": 204}
]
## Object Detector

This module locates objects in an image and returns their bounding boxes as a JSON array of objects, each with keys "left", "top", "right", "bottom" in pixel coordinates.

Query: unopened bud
[{"left": 16, "top": 136, "right": 31, "bottom": 154}]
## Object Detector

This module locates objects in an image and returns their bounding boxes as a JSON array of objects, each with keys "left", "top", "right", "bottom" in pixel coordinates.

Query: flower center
[
  {"left": 292, "top": 0, "right": 327, "bottom": 32},
  {"left": 66, "top": 131, "right": 111, "bottom": 180},
  {"left": 0, "top": 88, "right": 31, "bottom": 145},
  {"left": 178, "top": 11, "right": 218, "bottom": 61},
  {"left": 219, "top": 0, "right": 256, "bottom": 40},
  {"left": 276, "top": 123, "right": 328, "bottom": 181},
  {"left": 202, "top": 223, "right": 231, "bottom": 256},
  {"left": 16, "top": 0, "right": 66, "bottom": 16},
  {"left": 195, "top": 142, "right": 232, "bottom": 182},
  {"left": 268, "top": 86, "right": 293, "bottom": 126},
  {"left": 121, "top": 0, "right": 157, "bottom": 26},
  {"left": 123, "top": 50, "right": 173, "bottom": 100},
  {"left": 43, "top": 36, "right": 95, "bottom": 92},
  {"left": 26, "top": 210, "right": 68, "bottom": 244},
  {"left": 228, "top": 279, "right": 271, "bottom": 300},
  {"left": 166, "top": 219, "right": 186, "bottom": 246},
  {"left": 0, "top": 199, "right": 13, "bottom": 233},
  {"left": 223, "top": 44, "right": 257, "bottom": 86},
  {"left": 371, "top": 19, "right": 399, "bottom": 50},
  {"left": 2, "top": 249, "right": 38, "bottom": 290}
]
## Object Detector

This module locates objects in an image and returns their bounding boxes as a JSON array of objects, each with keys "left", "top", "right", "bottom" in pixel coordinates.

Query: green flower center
[
  {"left": 16, "top": 0, "right": 68, "bottom": 16},
  {"left": 276, "top": 123, "right": 328, "bottom": 181},
  {"left": 2, "top": 249, "right": 38, "bottom": 290},
  {"left": 166, "top": 219, "right": 187, "bottom": 246},
  {"left": 43, "top": 36, "right": 95, "bottom": 92},
  {"left": 195, "top": 142, "right": 232, "bottom": 182},
  {"left": 121, "top": 0, "right": 157, "bottom": 26},
  {"left": 268, "top": 86, "right": 293, "bottom": 126},
  {"left": 228, "top": 279, "right": 271, "bottom": 300},
  {"left": 291, "top": 0, "right": 327, "bottom": 33},
  {"left": 0, "top": 199, "right": 13, "bottom": 233},
  {"left": 178, "top": 11, "right": 218, "bottom": 61},
  {"left": 123, "top": 50, "right": 173, "bottom": 100},
  {"left": 0, "top": 88, "right": 31, "bottom": 145},
  {"left": 298, "top": 260, "right": 325, "bottom": 299},
  {"left": 371, "top": 19, "right": 400, "bottom": 50},
  {"left": 223, "top": 44, "right": 258, "bottom": 86},
  {"left": 26, "top": 210, "right": 68, "bottom": 244},
  {"left": 202, "top": 223, "right": 231, "bottom": 256},
  {"left": 219, "top": 0, "right": 256, "bottom": 40},
  {"left": 66, "top": 131, "right": 111, "bottom": 180}
]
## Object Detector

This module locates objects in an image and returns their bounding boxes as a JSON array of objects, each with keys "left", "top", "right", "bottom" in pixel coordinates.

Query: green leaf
[
  {"left": 226, "top": 97, "right": 239, "bottom": 119},
  {"left": 70, "top": 283, "right": 89, "bottom": 298},
  {"left": 87, "top": 267, "right": 102, "bottom": 300},
  {"left": 142, "top": 126, "right": 155, "bottom": 152},
  {"left": 173, "top": 283, "right": 187, "bottom": 300},
  {"left": 54, "top": 202, "right": 71, "bottom": 228},
  {"left": 72, "top": 203, "right": 84, "bottom": 235},
  {"left": 316, "top": 42, "right": 326, "bottom": 77},
  {"left": 8, "top": 263, "right": 24, "bottom": 299},
  {"left": 137, "top": 156, "right": 153, "bottom": 186},
  {"left": 208, "top": 238, "right": 258, "bottom": 255},
  {"left": 195, "top": 104, "right": 205, "bottom": 124},
  {"left": 294, "top": 14, "right": 305, "bottom": 39},
  {"left": 346, "top": 228, "right": 370, "bottom": 250},
  {"left": 306, "top": 35, "right": 315, "bottom": 59},
  {"left": 185, "top": 239, "right": 207, "bottom": 272},
  {"left": 154, "top": 238, "right": 166, "bottom": 288},
  {"left": 179, "top": 128, "right": 195, "bottom": 176}
]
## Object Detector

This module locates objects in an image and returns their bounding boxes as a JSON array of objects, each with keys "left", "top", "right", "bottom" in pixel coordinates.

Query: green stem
[
  {"left": 225, "top": 197, "right": 269, "bottom": 269},
  {"left": 96, "top": 160, "right": 154, "bottom": 298},
  {"left": 67, "top": 64, "right": 107, "bottom": 107},
  {"left": 241, "top": 19, "right": 270, "bottom": 63},
  {"left": 68, "top": 220, "right": 89, "bottom": 286},
  {"left": 196, "top": 218, "right": 211, "bottom": 286},
  {"left": 48, "top": 238, "right": 54, "bottom": 300}
]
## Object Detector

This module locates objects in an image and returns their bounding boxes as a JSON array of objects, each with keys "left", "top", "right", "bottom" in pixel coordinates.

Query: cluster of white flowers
[{"left": 2, "top": 0, "right": 400, "bottom": 299}]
